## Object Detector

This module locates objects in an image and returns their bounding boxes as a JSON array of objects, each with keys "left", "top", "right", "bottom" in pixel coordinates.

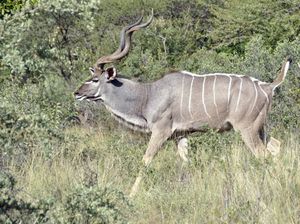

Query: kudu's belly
[{"left": 171, "top": 114, "right": 232, "bottom": 133}]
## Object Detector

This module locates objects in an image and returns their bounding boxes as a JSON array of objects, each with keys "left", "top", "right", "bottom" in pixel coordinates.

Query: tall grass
[{"left": 8, "top": 126, "right": 300, "bottom": 223}]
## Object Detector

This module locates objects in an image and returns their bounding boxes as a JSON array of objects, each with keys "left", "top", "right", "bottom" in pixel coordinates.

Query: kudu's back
[{"left": 147, "top": 67, "right": 286, "bottom": 133}]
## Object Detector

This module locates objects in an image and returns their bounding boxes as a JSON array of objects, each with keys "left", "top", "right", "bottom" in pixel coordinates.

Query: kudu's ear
[
  {"left": 89, "top": 67, "right": 95, "bottom": 76},
  {"left": 105, "top": 67, "right": 117, "bottom": 81}
]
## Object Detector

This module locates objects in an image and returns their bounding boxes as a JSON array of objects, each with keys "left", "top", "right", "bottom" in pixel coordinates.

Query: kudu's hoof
[{"left": 267, "top": 137, "right": 281, "bottom": 156}]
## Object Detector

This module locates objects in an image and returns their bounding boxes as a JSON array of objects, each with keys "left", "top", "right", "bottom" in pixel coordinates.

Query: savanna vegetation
[{"left": 0, "top": 0, "right": 299, "bottom": 223}]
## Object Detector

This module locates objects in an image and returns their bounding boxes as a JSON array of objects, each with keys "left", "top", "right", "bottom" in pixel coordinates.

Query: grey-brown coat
[{"left": 74, "top": 12, "right": 291, "bottom": 196}]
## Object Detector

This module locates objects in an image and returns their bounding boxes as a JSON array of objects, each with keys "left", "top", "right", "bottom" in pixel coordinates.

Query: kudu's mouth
[
  {"left": 75, "top": 94, "right": 86, "bottom": 101},
  {"left": 75, "top": 93, "right": 102, "bottom": 102}
]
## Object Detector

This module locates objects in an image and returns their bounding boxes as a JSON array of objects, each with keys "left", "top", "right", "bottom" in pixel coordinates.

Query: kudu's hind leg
[
  {"left": 240, "top": 128, "right": 280, "bottom": 157},
  {"left": 258, "top": 126, "right": 280, "bottom": 155},
  {"left": 237, "top": 105, "right": 281, "bottom": 157},
  {"left": 239, "top": 111, "right": 280, "bottom": 157},
  {"left": 240, "top": 127, "right": 268, "bottom": 157},
  {"left": 259, "top": 126, "right": 267, "bottom": 145},
  {"left": 176, "top": 137, "right": 191, "bottom": 183},
  {"left": 129, "top": 120, "right": 173, "bottom": 197},
  {"left": 177, "top": 138, "right": 189, "bottom": 162},
  {"left": 239, "top": 116, "right": 279, "bottom": 157},
  {"left": 267, "top": 137, "right": 281, "bottom": 156}
]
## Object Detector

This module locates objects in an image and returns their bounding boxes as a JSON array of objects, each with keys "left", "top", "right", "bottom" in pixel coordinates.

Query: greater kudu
[{"left": 74, "top": 12, "right": 291, "bottom": 196}]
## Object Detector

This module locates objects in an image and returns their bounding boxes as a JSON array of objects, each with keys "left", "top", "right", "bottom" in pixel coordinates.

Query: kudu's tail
[{"left": 270, "top": 58, "right": 292, "bottom": 89}]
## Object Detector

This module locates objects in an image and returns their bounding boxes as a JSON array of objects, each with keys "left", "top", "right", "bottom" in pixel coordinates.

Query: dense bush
[
  {"left": 50, "top": 186, "right": 130, "bottom": 224},
  {"left": 0, "top": 0, "right": 299, "bottom": 222},
  {"left": 0, "top": 0, "right": 298, "bottom": 169},
  {"left": 188, "top": 129, "right": 234, "bottom": 166},
  {"left": 0, "top": 0, "right": 98, "bottom": 82},
  {"left": 0, "top": 0, "right": 38, "bottom": 19},
  {"left": 0, "top": 0, "right": 298, "bottom": 165},
  {"left": 210, "top": 0, "right": 300, "bottom": 54},
  {"left": 0, "top": 77, "right": 75, "bottom": 162},
  {"left": 0, "top": 172, "right": 130, "bottom": 223},
  {"left": 0, "top": 172, "right": 49, "bottom": 223}
]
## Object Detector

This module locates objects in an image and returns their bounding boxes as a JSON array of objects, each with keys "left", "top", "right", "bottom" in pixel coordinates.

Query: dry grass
[{"left": 9, "top": 127, "right": 300, "bottom": 223}]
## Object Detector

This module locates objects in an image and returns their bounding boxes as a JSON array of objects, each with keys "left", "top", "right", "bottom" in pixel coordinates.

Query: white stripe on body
[
  {"left": 202, "top": 76, "right": 211, "bottom": 118},
  {"left": 250, "top": 81, "right": 258, "bottom": 113},
  {"left": 235, "top": 77, "right": 243, "bottom": 112},
  {"left": 213, "top": 75, "right": 219, "bottom": 118},
  {"left": 180, "top": 71, "right": 267, "bottom": 85},
  {"left": 227, "top": 76, "right": 232, "bottom": 112},
  {"left": 188, "top": 76, "right": 195, "bottom": 119},
  {"left": 180, "top": 71, "right": 270, "bottom": 119},
  {"left": 180, "top": 76, "right": 185, "bottom": 120},
  {"left": 258, "top": 83, "right": 269, "bottom": 104}
]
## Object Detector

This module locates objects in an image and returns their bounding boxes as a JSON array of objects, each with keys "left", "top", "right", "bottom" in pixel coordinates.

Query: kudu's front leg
[{"left": 129, "top": 118, "right": 173, "bottom": 197}]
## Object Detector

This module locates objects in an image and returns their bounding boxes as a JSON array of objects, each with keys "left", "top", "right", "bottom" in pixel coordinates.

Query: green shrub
[
  {"left": 50, "top": 185, "right": 131, "bottom": 224},
  {"left": 0, "top": 171, "right": 131, "bottom": 224},
  {"left": 0, "top": 172, "right": 49, "bottom": 223},
  {"left": 0, "top": 77, "right": 75, "bottom": 161},
  {"left": 0, "top": 0, "right": 98, "bottom": 82},
  {"left": 188, "top": 129, "right": 235, "bottom": 167}
]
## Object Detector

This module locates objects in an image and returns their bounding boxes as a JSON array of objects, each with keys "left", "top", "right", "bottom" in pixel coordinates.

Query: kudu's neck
[{"left": 101, "top": 78, "right": 150, "bottom": 132}]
